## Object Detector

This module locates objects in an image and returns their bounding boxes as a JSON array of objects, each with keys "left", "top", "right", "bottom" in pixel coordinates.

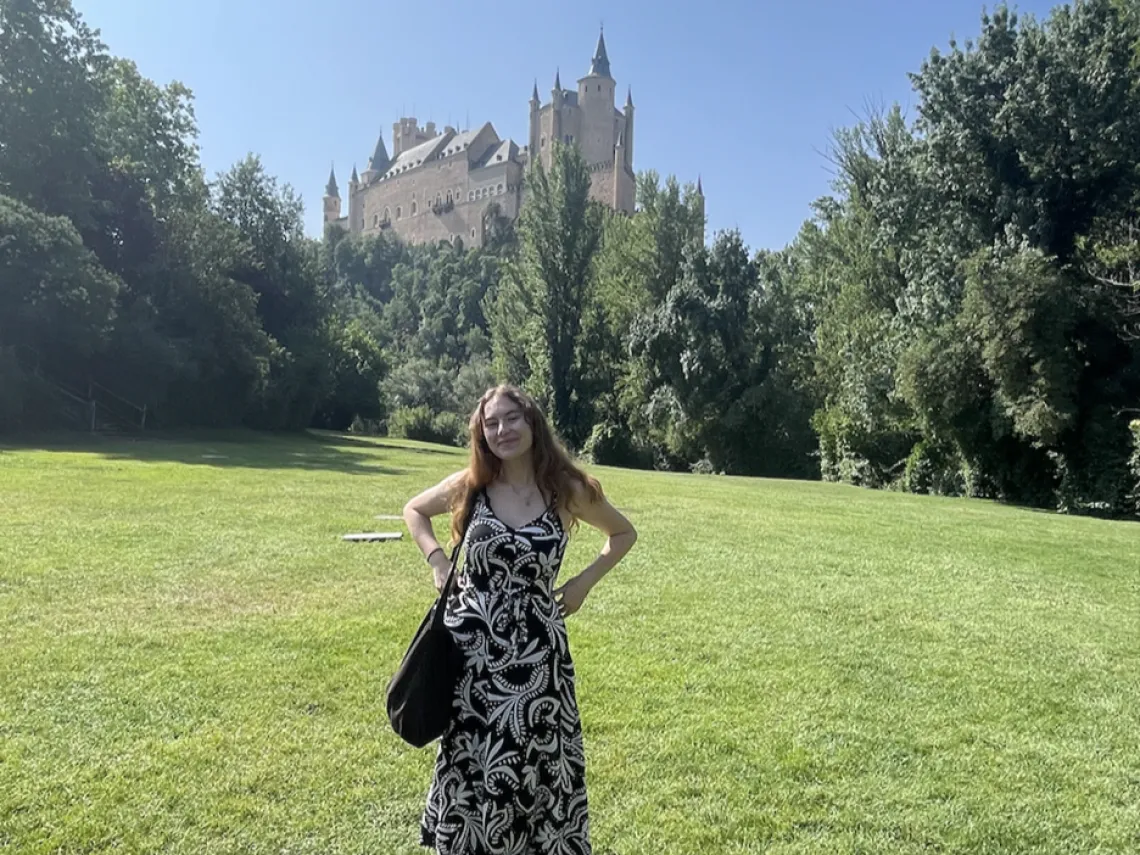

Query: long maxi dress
[{"left": 420, "top": 489, "right": 592, "bottom": 855}]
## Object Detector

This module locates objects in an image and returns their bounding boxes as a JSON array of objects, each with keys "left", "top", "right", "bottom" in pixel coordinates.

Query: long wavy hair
[{"left": 449, "top": 385, "right": 601, "bottom": 544}]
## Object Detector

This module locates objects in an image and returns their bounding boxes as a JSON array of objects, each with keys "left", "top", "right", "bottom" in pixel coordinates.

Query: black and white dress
[{"left": 420, "top": 489, "right": 591, "bottom": 855}]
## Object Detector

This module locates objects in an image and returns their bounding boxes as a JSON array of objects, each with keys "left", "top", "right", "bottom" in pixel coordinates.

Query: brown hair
[{"left": 449, "top": 384, "right": 601, "bottom": 544}]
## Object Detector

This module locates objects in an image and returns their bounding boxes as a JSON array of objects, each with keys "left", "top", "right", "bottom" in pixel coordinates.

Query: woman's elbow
[{"left": 402, "top": 501, "right": 420, "bottom": 526}]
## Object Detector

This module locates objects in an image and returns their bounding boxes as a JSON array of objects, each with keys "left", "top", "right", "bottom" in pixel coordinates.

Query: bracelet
[{"left": 425, "top": 547, "right": 445, "bottom": 564}]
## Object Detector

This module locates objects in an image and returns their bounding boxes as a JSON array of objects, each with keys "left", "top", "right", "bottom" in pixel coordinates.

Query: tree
[
  {"left": 629, "top": 230, "right": 813, "bottom": 475},
  {"left": 0, "top": 0, "right": 109, "bottom": 231},
  {"left": 488, "top": 143, "right": 603, "bottom": 446},
  {"left": 212, "top": 156, "right": 335, "bottom": 429},
  {"left": 0, "top": 194, "right": 121, "bottom": 357}
]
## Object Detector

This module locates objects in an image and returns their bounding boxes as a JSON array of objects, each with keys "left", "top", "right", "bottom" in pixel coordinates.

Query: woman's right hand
[{"left": 430, "top": 549, "right": 452, "bottom": 592}]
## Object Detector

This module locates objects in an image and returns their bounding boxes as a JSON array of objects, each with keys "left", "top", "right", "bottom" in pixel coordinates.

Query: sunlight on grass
[{"left": 1, "top": 431, "right": 1138, "bottom": 853}]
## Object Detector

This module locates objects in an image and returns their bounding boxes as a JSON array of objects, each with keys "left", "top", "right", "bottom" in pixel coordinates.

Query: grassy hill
[{"left": 1, "top": 430, "right": 1137, "bottom": 854}]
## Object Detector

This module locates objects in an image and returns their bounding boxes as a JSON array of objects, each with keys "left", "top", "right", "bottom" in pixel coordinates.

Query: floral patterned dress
[{"left": 420, "top": 489, "right": 591, "bottom": 854}]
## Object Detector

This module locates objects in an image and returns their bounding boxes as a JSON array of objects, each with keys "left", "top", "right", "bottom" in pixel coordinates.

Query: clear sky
[{"left": 74, "top": 0, "right": 1058, "bottom": 252}]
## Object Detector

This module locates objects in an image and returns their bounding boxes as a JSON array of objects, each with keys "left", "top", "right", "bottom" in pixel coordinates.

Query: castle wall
[
  {"left": 588, "top": 168, "right": 614, "bottom": 208},
  {"left": 538, "top": 104, "right": 584, "bottom": 168},
  {"left": 352, "top": 151, "right": 521, "bottom": 247},
  {"left": 614, "top": 165, "right": 635, "bottom": 214}
]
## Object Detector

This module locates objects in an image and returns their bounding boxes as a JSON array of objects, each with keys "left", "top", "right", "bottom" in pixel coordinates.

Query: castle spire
[
  {"left": 697, "top": 175, "right": 703, "bottom": 196},
  {"left": 368, "top": 133, "right": 390, "bottom": 174},
  {"left": 554, "top": 68, "right": 561, "bottom": 91},
  {"left": 325, "top": 164, "right": 339, "bottom": 197},
  {"left": 350, "top": 164, "right": 359, "bottom": 184},
  {"left": 589, "top": 27, "right": 611, "bottom": 78},
  {"left": 626, "top": 85, "right": 634, "bottom": 108},
  {"left": 531, "top": 80, "right": 540, "bottom": 103}
]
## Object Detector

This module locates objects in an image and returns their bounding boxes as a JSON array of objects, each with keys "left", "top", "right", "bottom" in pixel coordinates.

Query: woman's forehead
[{"left": 484, "top": 395, "right": 522, "bottom": 419}]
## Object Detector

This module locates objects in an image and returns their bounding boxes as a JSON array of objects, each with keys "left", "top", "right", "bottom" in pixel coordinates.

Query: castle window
[
  {"left": 471, "top": 228, "right": 476, "bottom": 238},
  {"left": 469, "top": 191, "right": 474, "bottom": 201},
  {"left": 372, "top": 214, "right": 379, "bottom": 227},
  {"left": 497, "top": 184, "right": 504, "bottom": 193},
  {"left": 384, "top": 207, "right": 390, "bottom": 221},
  {"left": 411, "top": 201, "right": 417, "bottom": 215},
  {"left": 396, "top": 206, "right": 402, "bottom": 219}
]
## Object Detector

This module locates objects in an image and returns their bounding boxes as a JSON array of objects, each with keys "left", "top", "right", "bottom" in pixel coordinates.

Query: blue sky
[{"left": 75, "top": 0, "right": 1058, "bottom": 252}]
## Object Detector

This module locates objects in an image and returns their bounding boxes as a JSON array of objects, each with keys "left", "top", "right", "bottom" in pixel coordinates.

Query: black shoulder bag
[{"left": 385, "top": 511, "right": 473, "bottom": 748}]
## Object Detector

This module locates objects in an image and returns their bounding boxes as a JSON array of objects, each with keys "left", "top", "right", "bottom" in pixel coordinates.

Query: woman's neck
[{"left": 497, "top": 455, "right": 535, "bottom": 487}]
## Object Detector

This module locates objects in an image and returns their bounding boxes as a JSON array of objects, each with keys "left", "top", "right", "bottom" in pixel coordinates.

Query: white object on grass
[{"left": 342, "top": 532, "right": 403, "bottom": 542}]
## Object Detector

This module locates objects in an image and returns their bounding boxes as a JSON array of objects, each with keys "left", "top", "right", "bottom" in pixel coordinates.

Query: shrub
[
  {"left": 581, "top": 418, "right": 654, "bottom": 469},
  {"left": 387, "top": 406, "right": 467, "bottom": 447},
  {"left": 901, "top": 440, "right": 965, "bottom": 496}
]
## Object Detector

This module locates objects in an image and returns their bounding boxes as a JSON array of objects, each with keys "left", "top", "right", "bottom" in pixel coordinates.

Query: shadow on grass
[
  {"left": 0, "top": 429, "right": 419, "bottom": 475},
  {"left": 309, "top": 431, "right": 464, "bottom": 457}
]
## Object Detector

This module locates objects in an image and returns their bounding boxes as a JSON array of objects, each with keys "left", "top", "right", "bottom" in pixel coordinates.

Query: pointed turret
[
  {"left": 347, "top": 165, "right": 361, "bottom": 232},
  {"left": 323, "top": 164, "right": 342, "bottom": 225},
  {"left": 554, "top": 69, "right": 561, "bottom": 91},
  {"left": 529, "top": 80, "right": 541, "bottom": 159},
  {"left": 695, "top": 175, "right": 706, "bottom": 238},
  {"left": 361, "top": 132, "right": 390, "bottom": 184},
  {"left": 589, "top": 28, "right": 611, "bottom": 78},
  {"left": 368, "top": 133, "right": 391, "bottom": 173},
  {"left": 622, "top": 86, "right": 635, "bottom": 171}
]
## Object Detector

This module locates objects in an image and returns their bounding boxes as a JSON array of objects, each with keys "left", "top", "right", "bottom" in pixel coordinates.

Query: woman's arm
[
  {"left": 403, "top": 470, "right": 466, "bottom": 590},
  {"left": 554, "top": 480, "right": 637, "bottom": 615}
]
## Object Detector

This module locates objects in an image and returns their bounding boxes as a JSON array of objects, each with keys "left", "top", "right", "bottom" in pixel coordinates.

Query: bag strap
[{"left": 432, "top": 502, "right": 476, "bottom": 625}]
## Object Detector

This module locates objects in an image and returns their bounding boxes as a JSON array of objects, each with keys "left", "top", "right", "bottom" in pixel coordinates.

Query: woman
[{"left": 403, "top": 384, "right": 637, "bottom": 854}]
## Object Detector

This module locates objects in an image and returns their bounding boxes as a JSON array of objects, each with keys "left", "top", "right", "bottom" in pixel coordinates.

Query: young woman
[{"left": 403, "top": 384, "right": 637, "bottom": 854}]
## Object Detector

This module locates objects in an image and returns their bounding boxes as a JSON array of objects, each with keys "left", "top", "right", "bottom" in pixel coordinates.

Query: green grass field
[{"left": 1, "top": 430, "right": 1138, "bottom": 854}]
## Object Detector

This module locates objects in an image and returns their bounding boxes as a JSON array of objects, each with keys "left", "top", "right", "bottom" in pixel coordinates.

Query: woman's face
[{"left": 482, "top": 394, "right": 534, "bottom": 461}]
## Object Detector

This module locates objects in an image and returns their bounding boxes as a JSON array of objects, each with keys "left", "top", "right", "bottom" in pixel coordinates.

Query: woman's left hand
[{"left": 553, "top": 575, "right": 592, "bottom": 618}]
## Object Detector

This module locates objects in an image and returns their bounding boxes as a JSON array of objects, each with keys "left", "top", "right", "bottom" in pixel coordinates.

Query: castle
[{"left": 321, "top": 31, "right": 638, "bottom": 248}]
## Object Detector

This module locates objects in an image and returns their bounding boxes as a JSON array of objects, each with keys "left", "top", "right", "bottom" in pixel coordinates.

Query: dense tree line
[{"left": 2, "top": 0, "right": 1138, "bottom": 516}]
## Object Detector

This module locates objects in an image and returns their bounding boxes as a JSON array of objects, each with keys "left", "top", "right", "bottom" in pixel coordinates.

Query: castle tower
[
  {"left": 323, "top": 165, "right": 341, "bottom": 224},
  {"left": 577, "top": 29, "right": 616, "bottom": 168},
  {"left": 613, "top": 131, "right": 626, "bottom": 208},
  {"left": 623, "top": 86, "right": 635, "bottom": 171},
  {"left": 550, "top": 70, "right": 563, "bottom": 160},
  {"left": 528, "top": 81, "right": 541, "bottom": 161},
  {"left": 347, "top": 165, "right": 361, "bottom": 231},
  {"left": 392, "top": 117, "right": 436, "bottom": 158}
]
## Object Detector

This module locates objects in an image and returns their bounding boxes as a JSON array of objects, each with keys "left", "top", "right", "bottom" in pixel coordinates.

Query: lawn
[{"left": 1, "top": 430, "right": 1138, "bottom": 854}]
